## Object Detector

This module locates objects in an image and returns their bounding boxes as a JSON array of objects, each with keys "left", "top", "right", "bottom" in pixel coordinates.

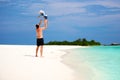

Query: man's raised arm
[
  {"left": 38, "top": 20, "right": 42, "bottom": 26},
  {"left": 42, "top": 19, "right": 48, "bottom": 30}
]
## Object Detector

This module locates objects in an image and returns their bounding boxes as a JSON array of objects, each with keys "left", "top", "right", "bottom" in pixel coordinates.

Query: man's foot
[
  {"left": 40, "top": 56, "right": 44, "bottom": 58},
  {"left": 35, "top": 55, "right": 38, "bottom": 57}
]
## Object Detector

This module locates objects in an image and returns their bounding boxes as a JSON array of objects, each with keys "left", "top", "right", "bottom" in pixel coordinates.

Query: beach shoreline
[
  {"left": 0, "top": 45, "right": 81, "bottom": 80},
  {"left": 61, "top": 46, "right": 93, "bottom": 80}
]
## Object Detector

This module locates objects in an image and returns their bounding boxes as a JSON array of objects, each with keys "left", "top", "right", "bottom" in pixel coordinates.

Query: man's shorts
[{"left": 37, "top": 38, "right": 44, "bottom": 46}]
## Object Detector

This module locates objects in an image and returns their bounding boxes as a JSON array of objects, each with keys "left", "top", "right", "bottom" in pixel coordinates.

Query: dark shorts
[{"left": 36, "top": 38, "right": 44, "bottom": 46}]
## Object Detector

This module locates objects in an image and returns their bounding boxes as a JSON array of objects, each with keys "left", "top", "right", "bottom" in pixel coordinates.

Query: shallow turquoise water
[{"left": 63, "top": 46, "right": 120, "bottom": 80}]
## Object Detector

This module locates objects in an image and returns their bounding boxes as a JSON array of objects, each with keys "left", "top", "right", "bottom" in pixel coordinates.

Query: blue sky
[{"left": 0, "top": 0, "right": 120, "bottom": 45}]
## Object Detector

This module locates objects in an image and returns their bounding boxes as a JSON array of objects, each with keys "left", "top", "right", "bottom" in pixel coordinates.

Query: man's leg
[
  {"left": 40, "top": 46, "right": 43, "bottom": 57},
  {"left": 36, "top": 46, "right": 39, "bottom": 57}
]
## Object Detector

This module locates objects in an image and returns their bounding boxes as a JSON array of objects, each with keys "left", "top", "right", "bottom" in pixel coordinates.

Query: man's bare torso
[{"left": 36, "top": 27, "right": 43, "bottom": 38}]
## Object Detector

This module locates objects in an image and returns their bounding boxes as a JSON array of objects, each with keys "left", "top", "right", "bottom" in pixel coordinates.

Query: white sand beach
[{"left": 0, "top": 45, "right": 80, "bottom": 80}]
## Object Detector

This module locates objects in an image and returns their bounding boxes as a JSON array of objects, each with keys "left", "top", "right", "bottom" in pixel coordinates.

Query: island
[{"left": 46, "top": 38, "right": 101, "bottom": 46}]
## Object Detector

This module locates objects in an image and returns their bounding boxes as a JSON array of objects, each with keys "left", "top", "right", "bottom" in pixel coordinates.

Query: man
[{"left": 35, "top": 15, "right": 48, "bottom": 57}]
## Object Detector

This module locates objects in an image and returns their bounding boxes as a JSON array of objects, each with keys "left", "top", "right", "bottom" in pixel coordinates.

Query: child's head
[{"left": 39, "top": 10, "right": 45, "bottom": 16}]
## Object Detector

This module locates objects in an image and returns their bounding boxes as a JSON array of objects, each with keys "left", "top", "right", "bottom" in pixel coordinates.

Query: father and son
[{"left": 35, "top": 10, "right": 48, "bottom": 57}]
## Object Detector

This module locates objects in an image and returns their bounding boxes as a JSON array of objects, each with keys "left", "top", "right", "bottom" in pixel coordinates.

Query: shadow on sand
[{"left": 24, "top": 55, "right": 35, "bottom": 57}]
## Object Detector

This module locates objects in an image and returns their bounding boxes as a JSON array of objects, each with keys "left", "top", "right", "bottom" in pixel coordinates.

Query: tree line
[{"left": 46, "top": 38, "right": 101, "bottom": 46}]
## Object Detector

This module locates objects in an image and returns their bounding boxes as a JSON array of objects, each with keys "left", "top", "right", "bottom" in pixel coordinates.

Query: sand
[{"left": 0, "top": 45, "right": 80, "bottom": 80}]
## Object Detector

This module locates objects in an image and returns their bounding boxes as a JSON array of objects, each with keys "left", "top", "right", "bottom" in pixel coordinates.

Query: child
[{"left": 38, "top": 10, "right": 48, "bottom": 20}]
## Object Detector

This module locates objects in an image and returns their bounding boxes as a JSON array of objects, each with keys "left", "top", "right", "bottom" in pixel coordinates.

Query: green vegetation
[{"left": 46, "top": 38, "right": 101, "bottom": 46}]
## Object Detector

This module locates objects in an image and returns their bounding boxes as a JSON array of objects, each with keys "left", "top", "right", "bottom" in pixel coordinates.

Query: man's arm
[
  {"left": 42, "top": 19, "right": 48, "bottom": 30},
  {"left": 38, "top": 20, "right": 42, "bottom": 26}
]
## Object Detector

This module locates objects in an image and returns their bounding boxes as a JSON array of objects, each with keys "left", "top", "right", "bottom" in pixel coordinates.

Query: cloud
[
  {"left": 18, "top": 0, "right": 120, "bottom": 17},
  {"left": 1, "top": 0, "right": 118, "bottom": 17},
  {"left": 51, "top": 13, "right": 120, "bottom": 28},
  {"left": 18, "top": 2, "right": 86, "bottom": 16},
  {"left": 1, "top": 0, "right": 120, "bottom": 28},
  {"left": 20, "top": 3, "right": 46, "bottom": 15},
  {"left": 46, "top": 2, "right": 86, "bottom": 16},
  {"left": 0, "top": 0, "right": 10, "bottom": 2},
  {"left": 96, "top": 1, "right": 120, "bottom": 8}
]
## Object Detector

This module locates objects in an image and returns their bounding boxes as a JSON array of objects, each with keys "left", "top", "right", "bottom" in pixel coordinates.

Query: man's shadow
[{"left": 24, "top": 55, "right": 35, "bottom": 57}]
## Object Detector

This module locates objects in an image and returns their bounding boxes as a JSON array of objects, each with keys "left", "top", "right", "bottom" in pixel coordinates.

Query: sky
[{"left": 0, "top": 0, "right": 120, "bottom": 45}]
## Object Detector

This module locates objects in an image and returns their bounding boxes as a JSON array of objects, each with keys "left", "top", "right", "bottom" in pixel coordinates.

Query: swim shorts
[{"left": 37, "top": 38, "right": 44, "bottom": 46}]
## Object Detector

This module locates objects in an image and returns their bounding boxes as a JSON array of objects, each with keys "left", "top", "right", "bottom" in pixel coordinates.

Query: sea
[{"left": 62, "top": 46, "right": 120, "bottom": 80}]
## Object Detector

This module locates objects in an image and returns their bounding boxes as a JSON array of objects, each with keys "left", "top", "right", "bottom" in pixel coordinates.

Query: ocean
[{"left": 62, "top": 46, "right": 120, "bottom": 80}]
